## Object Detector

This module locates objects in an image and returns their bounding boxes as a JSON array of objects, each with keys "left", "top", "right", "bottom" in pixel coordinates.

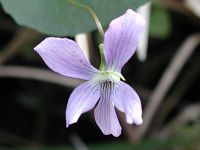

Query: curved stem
[{"left": 66, "top": 0, "right": 104, "bottom": 42}]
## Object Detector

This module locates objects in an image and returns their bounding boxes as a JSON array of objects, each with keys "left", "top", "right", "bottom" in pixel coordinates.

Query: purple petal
[
  {"left": 94, "top": 85, "right": 121, "bottom": 137},
  {"left": 104, "top": 9, "right": 145, "bottom": 72},
  {"left": 112, "top": 81, "right": 143, "bottom": 125},
  {"left": 34, "top": 37, "right": 98, "bottom": 80},
  {"left": 66, "top": 81, "right": 100, "bottom": 127}
]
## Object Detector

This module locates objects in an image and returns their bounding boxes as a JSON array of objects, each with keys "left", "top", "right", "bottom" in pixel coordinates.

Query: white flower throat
[{"left": 93, "top": 70, "right": 125, "bottom": 83}]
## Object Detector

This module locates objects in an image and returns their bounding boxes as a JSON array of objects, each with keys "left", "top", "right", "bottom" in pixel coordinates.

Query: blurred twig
[
  {"left": 68, "top": 133, "right": 89, "bottom": 150},
  {"left": 158, "top": 103, "right": 200, "bottom": 138},
  {"left": 118, "top": 111, "right": 139, "bottom": 141},
  {"left": 131, "top": 34, "right": 200, "bottom": 141},
  {"left": 75, "top": 33, "right": 91, "bottom": 60},
  {"left": 137, "top": 2, "right": 151, "bottom": 61},
  {"left": 159, "top": 0, "right": 200, "bottom": 24},
  {"left": 152, "top": 54, "right": 200, "bottom": 133},
  {"left": 0, "top": 28, "right": 38, "bottom": 64},
  {"left": 0, "top": 65, "right": 82, "bottom": 87},
  {"left": 0, "top": 18, "right": 18, "bottom": 31}
]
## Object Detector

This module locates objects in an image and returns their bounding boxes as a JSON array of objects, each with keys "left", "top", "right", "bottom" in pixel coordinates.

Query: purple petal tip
[{"left": 135, "top": 118, "right": 143, "bottom": 125}]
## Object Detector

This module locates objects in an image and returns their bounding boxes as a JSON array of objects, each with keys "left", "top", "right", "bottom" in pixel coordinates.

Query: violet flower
[{"left": 34, "top": 9, "right": 145, "bottom": 137}]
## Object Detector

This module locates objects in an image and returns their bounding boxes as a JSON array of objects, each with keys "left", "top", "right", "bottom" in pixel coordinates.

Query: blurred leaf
[
  {"left": 0, "top": 139, "right": 187, "bottom": 150},
  {"left": 0, "top": 0, "right": 149, "bottom": 36},
  {"left": 149, "top": 6, "right": 171, "bottom": 38}
]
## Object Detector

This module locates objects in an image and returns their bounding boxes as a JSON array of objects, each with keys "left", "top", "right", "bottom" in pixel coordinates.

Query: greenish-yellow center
[{"left": 93, "top": 70, "right": 125, "bottom": 82}]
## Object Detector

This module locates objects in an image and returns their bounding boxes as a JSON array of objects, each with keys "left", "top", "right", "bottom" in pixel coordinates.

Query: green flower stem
[
  {"left": 98, "top": 44, "right": 125, "bottom": 81},
  {"left": 99, "top": 43, "right": 106, "bottom": 71},
  {"left": 66, "top": 0, "right": 104, "bottom": 42}
]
